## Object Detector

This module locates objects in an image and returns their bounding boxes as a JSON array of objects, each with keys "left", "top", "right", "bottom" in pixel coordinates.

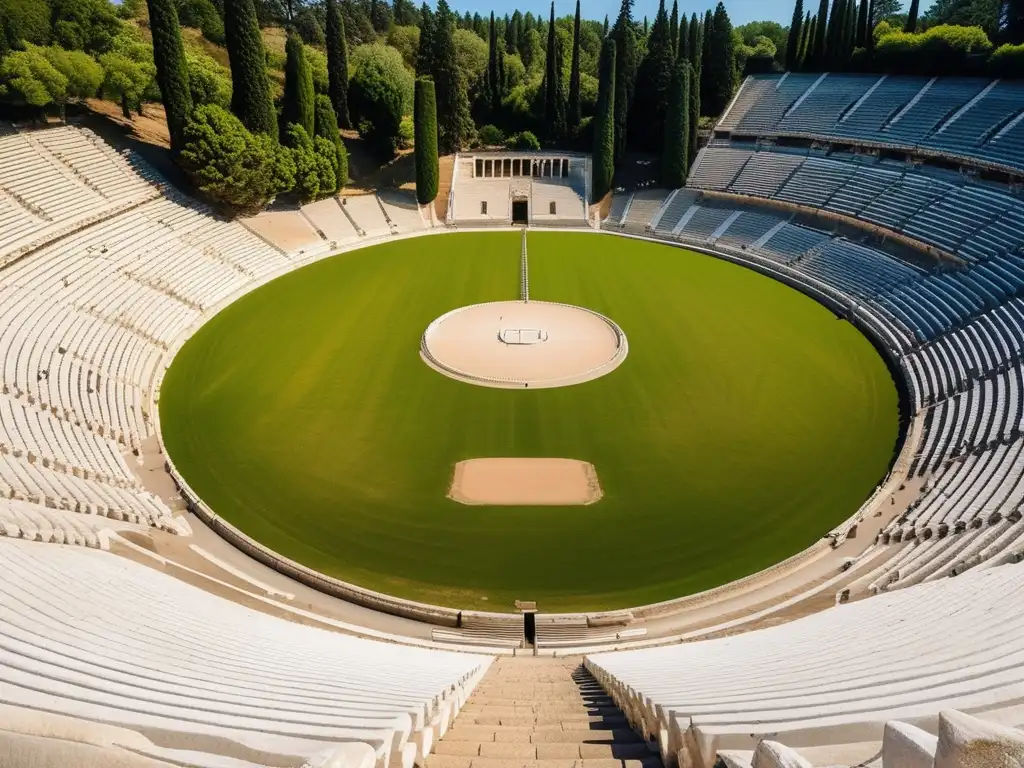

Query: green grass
[{"left": 160, "top": 231, "right": 901, "bottom": 612}]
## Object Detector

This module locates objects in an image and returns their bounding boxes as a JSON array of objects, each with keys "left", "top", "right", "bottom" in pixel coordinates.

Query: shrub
[
  {"left": 294, "top": 7, "right": 324, "bottom": 46},
  {"left": 178, "top": 104, "right": 290, "bottom": 213},
  {"left": 0, "top": 48, "right": 68, "bottom": 107},
  {"left": 186, "top": 50, "right": 231, "bottom": 107},
  {"left": 349, "top": 43, "right": 413, "bottom": 114},
  {"left": 989, "top": 43, "right": 1024, "bottom": 78},
  {"left": 875, "top": 24, "right": 993, "bottom": 75},
  {"left": 306, "top": 45, "right": 329, "bottom": 94},
  {"left": 478, "top": 123, "right": 505, "bottom": 146},
  {"left": 177, "top": 0, "right": 223, "bottom": 43},
  {"left": 314, "top": 94, "right": 348, "bottom": 190},
  {"left": 398, "top": 115, "right": 414, "bottom": 148},
  {"left": 0, "top": 0, "right": 52, "bottom": 49},
  {"left": 506, "top": 130, "right": 540, "bottom": 150}
]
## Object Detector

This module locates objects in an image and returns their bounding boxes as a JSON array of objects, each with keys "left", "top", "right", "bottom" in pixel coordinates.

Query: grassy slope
[{"left": 160, "top": 232, "right": 900, "bottom": 612}]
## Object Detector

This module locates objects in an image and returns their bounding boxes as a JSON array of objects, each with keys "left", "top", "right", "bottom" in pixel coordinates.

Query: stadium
[{"left": 3, "top": 0, "right": 1024, "bottom": 764}]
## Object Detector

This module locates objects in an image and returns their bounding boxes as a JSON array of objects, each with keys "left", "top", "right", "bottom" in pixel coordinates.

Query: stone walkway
[{"left": 427, "top": 657, "right": 660, "bottom": 768}]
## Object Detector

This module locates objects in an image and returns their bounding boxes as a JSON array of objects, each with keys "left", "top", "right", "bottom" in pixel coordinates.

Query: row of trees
[{"left": 783, "top": 0, "right": 1024, "bottom": 75}]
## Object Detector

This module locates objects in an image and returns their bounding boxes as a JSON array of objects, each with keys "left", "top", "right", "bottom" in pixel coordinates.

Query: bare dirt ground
[
  {"left": 422, "top": 300, "right": 627, "bottom": 388},
  {"left": 448, "top": 458, "right": 602, "bottom": 506}
]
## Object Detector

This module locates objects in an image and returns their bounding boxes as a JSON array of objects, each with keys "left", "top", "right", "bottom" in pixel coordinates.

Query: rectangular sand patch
[{"left": 448, "top": 458, "right": 602, "bottom": 506}]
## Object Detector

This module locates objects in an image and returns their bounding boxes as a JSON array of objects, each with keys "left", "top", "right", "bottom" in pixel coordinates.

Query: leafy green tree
[
  {"left": 431, "top": 0, "right": 474, "bottom": 152},
  {"left": 147, "top": 0, "right": 193, "bottom": 152},
  {"left": 186, "top": 49, "right": 232, "bottom": 107},
  {"left": 352, "top": 41, "right": 413, "bottom": 112},
  {"left": 904, "top": 0, "right": 920, "bottom": 30},
  {"left": 100, "top": 51, "right": 154, "bottom": 117},
  {"left": 924, "top": 0, "right": 1001, "bottom": 39},
  {"left": 325, "top": 0, "right": 351, "bottom": 128},
  {"left": 349, "top": 43, "right": 408, "bottom": 157},
  {"left": 661, "top": 56, "right": 689, "bottom": 187},
  {"left": 704, "top": 3, "right": 734, "bottom": 116},
  {"left": 506, "top": 129, "right": 540, "bottom": 149},
  {"left": 632, "top": 0, "right": 674, "bottom": 150},
  {"left": 592, "top": 36, "right": 615, "bottom": 201},
  {"left": 49, "top": 0, "right": 120, "bottom": 53},
  {"left": 315, "top": 94, "right": 347, "bottom": 189},
  {"left": 40, "top": 45, "right": 103, "bottom": 109},
  {"left": 611, "top": 0, "right": 637, "bottom": 161},
  {"left": 294, "top": 7, "right": 323, "bottom": 45},
  {"left": 413, "top": 76, "right": 438, "bottom": 204},
  {"left": 284, "top": 122, "right": 335, "bottom": 202},
  {"left": 0, "top": 47, "right": 67, "bottom": 108},
  {"left": 0, "top": 0, "right": 52, "bottom": 51},
  {"left": 786, "top": 0, "right": 804, "bottom": 68},
  {"left": 568, "top": 0, "right": 582, "bottom": 135},
  {"left": 177, "top": 0, "right": 224, "bottom": 43},
  {"left": 387, "top": 24, "right": 420, "bottom": 68},
  {"left": 282, "top": 32, "right": 315, "bottom": 137},
  {"left": 179, "top": 105, "right": 290, "bottom": 212},
  {"left": 224, "top": 0, "right": 277, "bottom": 138}
]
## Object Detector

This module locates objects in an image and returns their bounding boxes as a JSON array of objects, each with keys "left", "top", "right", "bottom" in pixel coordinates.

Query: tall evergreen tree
[
  {"left": 844, "top": 0, "right": 857, "bottom": 59},
  {"left": 798, "top": 13, "right": 814, "bottom": 68},
  {"left": 688, "top": 13, "right": 702, "bottom": 162},
  {"left": 786, "top": 0, "right": 804, "bottom": 70},
  {"left": 856, "top": 0, "right": 869, "bottom": 46},
  {"left": 416, "top": 3, "right": 435, "bottom": 76},
  {"left": 487, "top": 12, "right": 502, "bottom": 114},
  {"left": 866, "top": 0, "right": 875, "bottom": 48},
  {"left": 314, "top": 95, "right": 347, "bottom": 191},
  {"left": 505, "top": 10, "right": 521, "bottom": 53},
  {"left": 325, "top": 0, "right": 351, "bottom": 129},
  {"left": 611, "top": 0, "right": 639, "bottom": 160},
  {"left": 146, "top": 0, "right": 192, "bottom": 154},
  {"left": 414, "top": 77, "right": 439, "bottom": 204},
  {"left": 704, "top": 2, "right": 734, "bottom": 117},
  {"left": 669, "top": 0, "right": 679, "bottom": 56},
  {"left": 603, "top": 15, "right": 609, "bottom": 35},
  {"left": 661, "top": 57, "right": 690, "bottom": 187},
  {"left": 700, "top": 9, "right": 713, "bottom": 113},
  {"left": 632, "top": 0, "right": 674, "bottom": 150},
  {"left": 542, "top": 1, "right": 565, "bottom": 137},
  {"left": 432, "top": 0, "right": 474, "bottom": 152},
  {"left": 593, "top": 37, "right": 616, "bottom": 201},
  {"left": 568, "top": 0, "right": 582, "bottom": 136},
  {"left": 1006, "top": 0, "right": 1024, "bottom": 43},
  {"left": 811, "top": 0, "right": 829, "bottom": 68},
  {"left": 282, "top": 32, "right": 315, "bottom": 137},
  {"left": 678, "top": 13, "right": 689, "bottom": 60},
  {"left": 224, "top": 0, "right": 277, "bottom": 138},
  {"left": 825, "top": 0, "right": 844, "bottom": 67},
  {"left": 904, "top": 0, "right": 920, "bottom": 31}
]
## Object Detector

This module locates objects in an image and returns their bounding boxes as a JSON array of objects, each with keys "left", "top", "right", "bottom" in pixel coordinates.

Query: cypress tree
[
  {"left": 688, "top": 13, "right": 701, "bottom": 163},
  {"left": 904, "top": 0, "right": 919, "bottom": 32},
  {"left": 611, "top": 0, "right": 638, "bottom": 161},
  {"left": 282, "top": 32, "right": 315, "bottom": 137},
  {"left": 1007, "top": 0, "right": 1024, "bottom": 44},
  {"left": 568, "top": 0, "right": 582, "bottom": 136},
  {"left": 632, "top": 0, "right": 674, "bottom": 150},
  {"left": 487, "top": 12, "right": 501, "bottom": 114},
  {"left": 414, "top": 77, "right": 439, "bottom": 204},
  {"left": 866, "top": 0, "right": 875, "bottom": 49},
  {"left": 224, "top": 0, "right": 277, "bottom": 138},
  {"left": 506, "top": 10, "right": 520, "bottom": 53},
  {"left": 432, "top": 0, "right": 474, "bottom": 152},
  {"left": 811, "top": 0, "right": 829, "bottom": 69},
  {"left": 146, "top": 0, "right": 192, "bottom": 154},
  {"left": 856, "top": 0, "right": 869, "bottom": 46},
  {"left": 661, "top": 57, "right": 689, "bottom": 187},
  {"left": 700, "top": 9, "right": 713, "bottom": 113},
  {"left": 542, "top": 0, "right": 565, "bottom": 138},
  {"left": 669, "top": 0, "right": 679, "bottom": 56},
  {"left": 844, "top": 0, "right": 857, "bottom": 59},
  {"left": 593, "top": 37, "right": 616, "bottom": 201},
  {"left": 603, "top": 15, "right": 609, "bottom": 36},
  {"left": 798, "top": 13, "right": 813, "bottom": 68},
  {"left": 325, "top": 0, "right": 351, "bottom": 129},
  {"left": 785, "top": 0, "right": 804, "bottom": 70},
  {"left": 704, "top": 3, "right": 734, "bottom": 117},
  {"left": 314, "top": 94, "right": 347, "bottom": 191},
  {"left": 825, "top": 0, "right": 843, "bottom": 67},
  {"left": 417, "top": 3, "right": 435, "bottom": 76},
  {"left": 678, "top": 13, "right": 689, "bottom": 60}
]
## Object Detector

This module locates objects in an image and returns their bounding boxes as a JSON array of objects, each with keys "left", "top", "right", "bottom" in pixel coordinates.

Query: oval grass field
[{"left": 159, "top": 231, "right": 901, "bottom": 612}]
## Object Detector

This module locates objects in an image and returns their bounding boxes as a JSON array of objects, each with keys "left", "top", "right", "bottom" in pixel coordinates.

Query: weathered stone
[{"left": 935, "top": 710, "right": 1024, "bottom": 768}]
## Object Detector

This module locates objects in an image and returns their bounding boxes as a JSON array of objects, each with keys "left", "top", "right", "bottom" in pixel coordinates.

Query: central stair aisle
[{"left": 426, "top": 657, "right": 662, "bottom": 768}]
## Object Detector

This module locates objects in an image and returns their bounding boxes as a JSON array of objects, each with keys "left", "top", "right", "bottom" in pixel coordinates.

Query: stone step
[
  {"left": 461, "top": 714, "right": 631, "bottom": 728},
  {"left": 444, "top": 728, "right": 643, "bottom": 745},
  {"left": 426, "top": 756, "right": 661, "bottom": 768},
  {"left": 434, "top": 742, "right": 654, "bottom": 760}
]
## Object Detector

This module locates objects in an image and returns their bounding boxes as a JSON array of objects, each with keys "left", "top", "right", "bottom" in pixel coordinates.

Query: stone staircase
[{"left": 427, "top": 657, "right": 661, "bottom": 768}]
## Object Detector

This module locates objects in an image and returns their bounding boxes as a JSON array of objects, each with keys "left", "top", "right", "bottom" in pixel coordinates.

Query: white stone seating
[
  {"left": 0, "top": 497, "right": 144, "bottom": 547},
  {"left": 620, "top": 189, "right": 670, "bottom": 233},
  {"left": 0, "top": 539, "right": 493, "bottom": 768},
  {"left": 303, "top": 198, "right": 362, "bottom": 245},
  {"left": 376, "top": 191, "right": 426, "bottom": 234},
  {"left": 343, "top": 195, "right": 392, "bottom": 238},
  {"left": 586, "top": 561, "right": 1024, "bottom": 766}
]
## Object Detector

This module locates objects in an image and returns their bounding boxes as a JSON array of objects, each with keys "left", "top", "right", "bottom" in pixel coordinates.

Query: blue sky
[{"left": 448, "top": 0, "right": 805, "bottom": 26}]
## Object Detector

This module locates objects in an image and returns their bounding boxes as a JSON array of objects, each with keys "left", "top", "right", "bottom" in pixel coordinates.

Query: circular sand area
[{"left": 421, "top": 300, "right": 628, "bottom": 388}]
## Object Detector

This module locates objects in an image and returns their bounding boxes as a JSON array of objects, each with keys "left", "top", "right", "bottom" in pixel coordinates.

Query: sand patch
[{"left": 448, "top": 458, "right": 602, "bottom": 506}]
